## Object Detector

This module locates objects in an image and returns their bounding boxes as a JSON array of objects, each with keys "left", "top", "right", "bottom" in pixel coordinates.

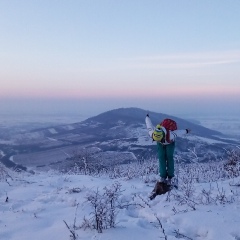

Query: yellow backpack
[{"left": 152, "top": 124, "right": 165, "bottom": 142}]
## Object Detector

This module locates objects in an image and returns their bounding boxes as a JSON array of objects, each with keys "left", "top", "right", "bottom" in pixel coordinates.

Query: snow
[
  {"left": 0, "top": 140, "right": 14, "bottom": 145},
  {"left": 0, "top": 150, "right": 5, "bottom": 157},
  {"left": 186, "top": 135, "right": 226, "bottom": 144},
  {"left": 62, "top": 125, "right": 75, "bottom": 130},
  {"left": 48, "top": 128, "right": 58, "bottom": 134},
  {"left": 1, "top": 167, "right": 240, "bottom": 240},
  {"left": 46, "top": 137, "right": 58, "bottom": 142}
]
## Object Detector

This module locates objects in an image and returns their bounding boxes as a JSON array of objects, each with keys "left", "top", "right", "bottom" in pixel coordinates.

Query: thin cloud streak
[
  {"left": 122, "top": 50, "right": 240, "bottom": 70},
  {"left": 74, "top": 50, "right": 240, "bottom": 73}
]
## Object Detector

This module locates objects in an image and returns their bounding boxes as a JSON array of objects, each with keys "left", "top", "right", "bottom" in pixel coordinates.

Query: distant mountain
[
  {"left": 1, "top": 108, "right": 238, "bottom": 171},
  {"left": 83, "top": 107, "right": 221, "bottom": 137}
]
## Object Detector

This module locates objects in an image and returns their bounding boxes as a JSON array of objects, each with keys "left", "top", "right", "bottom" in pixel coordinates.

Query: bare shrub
[
  {"left": 80, "top": 182, "right": 144, "bottom": 233},
  {"left": 81, "top": 182, "right": 124, "bottom": 233},
  {"left": 63, "top": 204, "right": 79, "bottom": 240},
  {"left": 179, "top": 174, "right": 195, "bottom": 198},
  {"left": 215, "top": 183, "right": 229, "bottom": 204},
  {"left": 67, "top": 187, "right": 82, "bottom": 194},
  {"left": 0, "top": 163, "right": 12, "bottom": 182},
  {"left": 108, "top": 158, "right": 158, "bottom": 181},
  {"left": 173, "top": 229, "right": 193, "bottom": 240},
  {"left": 198, "top": 183, "right": 215, "bottom": 205},
  {"left": 224, "top": 148, "right": 240, "bottom": 178},
  {"left": 61, "top": 145, "right": 240, "bottom": 187},
  {"left": 63, "top": 148, "right": 107, "bottom": 176},
  {"left": 154, "top": 213, "right": 168, "bottom": 240}
]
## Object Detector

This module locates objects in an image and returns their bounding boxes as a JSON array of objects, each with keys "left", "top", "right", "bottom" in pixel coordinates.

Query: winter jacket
[{"left": 145, "top": 116, "right": 188, "bottom": 145}]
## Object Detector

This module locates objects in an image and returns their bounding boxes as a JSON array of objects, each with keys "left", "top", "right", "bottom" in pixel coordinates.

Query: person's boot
[
  {"left": 159, "top": 177, "right": 166, "bottom": 183},
  {"left": 166, "top": 178, "right": 172, "bottom": 186}
]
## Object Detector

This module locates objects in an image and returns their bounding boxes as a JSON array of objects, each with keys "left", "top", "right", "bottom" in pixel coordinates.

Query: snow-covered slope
[{"left": 1, "top": 159, "right": 240, "bottom": 240}]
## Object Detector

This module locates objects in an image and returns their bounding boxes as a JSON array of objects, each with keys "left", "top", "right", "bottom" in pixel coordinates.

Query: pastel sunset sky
[{"left": 0, "top": 0, "right": 240, "bottom": 117}]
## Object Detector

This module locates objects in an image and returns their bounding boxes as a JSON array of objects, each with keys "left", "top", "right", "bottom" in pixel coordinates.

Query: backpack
[
  {"left": 152, "top": 124, "right": 165, "bottom": 142},
  {"left": 160, "top": 119, "right": 177, "bottom": 143}
]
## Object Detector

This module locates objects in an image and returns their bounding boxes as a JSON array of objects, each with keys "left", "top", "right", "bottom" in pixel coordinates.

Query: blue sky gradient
[{"left": 0, "top": 0, "right": 240, "bottom": 117}]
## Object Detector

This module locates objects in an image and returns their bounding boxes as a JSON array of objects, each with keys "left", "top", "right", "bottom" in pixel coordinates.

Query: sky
[{"left": 0, "top": 0, "right": 240, "bottom": 118}]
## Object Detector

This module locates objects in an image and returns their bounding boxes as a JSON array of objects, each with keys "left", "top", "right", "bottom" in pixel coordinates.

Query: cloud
[{"left": 123, "top": 50, "right": 240, "bottom": 70}]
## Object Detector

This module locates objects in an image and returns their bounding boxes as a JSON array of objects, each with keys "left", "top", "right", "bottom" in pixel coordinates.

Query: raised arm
[
  {"left": 145, "top": 114, "right": 154, "bottom": 138},
  {"left": 170, "top": 129, "right": 191, "bottom": 141}
]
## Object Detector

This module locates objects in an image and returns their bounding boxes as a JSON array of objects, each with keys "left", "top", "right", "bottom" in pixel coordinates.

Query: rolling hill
[{"left": 0, "top": 108, "right": 237, "bottom": 172}]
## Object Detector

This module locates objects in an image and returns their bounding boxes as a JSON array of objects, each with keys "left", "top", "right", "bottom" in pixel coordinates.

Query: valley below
[{"left": 0, "top": 108, "right": 239, "bottom": 172}]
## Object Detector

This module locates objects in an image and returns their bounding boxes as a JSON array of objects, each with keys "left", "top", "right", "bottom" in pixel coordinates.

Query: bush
[
  {"left": 224, "top": 148, "right": 240, "bottom": 178},
  {"left": 80, "top": 182, "right": 133, "bottom": 233},
  {"left": 0, "top": 163, "right": 12, "bottom": 182}
]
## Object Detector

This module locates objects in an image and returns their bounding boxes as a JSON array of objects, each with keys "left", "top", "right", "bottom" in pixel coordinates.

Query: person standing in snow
[{"left": 145, "top": 114, "right": 191, "bottom": 186}]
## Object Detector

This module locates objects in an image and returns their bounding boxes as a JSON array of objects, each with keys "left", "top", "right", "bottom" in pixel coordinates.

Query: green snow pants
[{"left": 157, "top": 142, "right": 175, "bottom": 179}]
